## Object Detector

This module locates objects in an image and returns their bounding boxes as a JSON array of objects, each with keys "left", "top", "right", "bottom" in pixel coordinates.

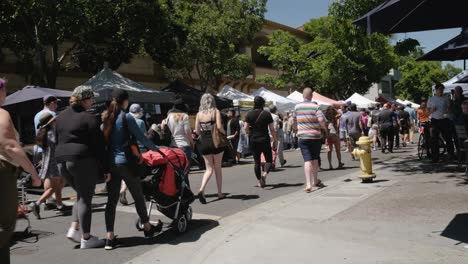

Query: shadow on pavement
[
  {"left": 225, "top": 194, "right": 260, "bottom": 201},
  {"left": 266, "top": 183, "right": 304, "bottom": 190},
  {"left": 441, "top": 213, "right": 468, "bottom": 245},
  {"left": 117, "top": 219, "right": 219, "bottom": 248}
]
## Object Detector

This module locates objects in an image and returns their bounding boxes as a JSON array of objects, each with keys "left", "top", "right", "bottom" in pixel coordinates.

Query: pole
[{"left": 464, "top": 60, "right": 466, "bottom": 70}]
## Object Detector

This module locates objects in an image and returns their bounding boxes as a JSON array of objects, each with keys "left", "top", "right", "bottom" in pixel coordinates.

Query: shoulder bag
[
  {"left": 121, "top": 112, "right": 141, "bottom": 172},
  {"left": 211, "top": 110, "right": 229, "bottom": 149}
]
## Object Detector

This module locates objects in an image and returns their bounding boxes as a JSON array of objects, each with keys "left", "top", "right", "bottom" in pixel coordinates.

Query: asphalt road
[{"left": 11, "top": 144, "right": 417, "bottom": 264}]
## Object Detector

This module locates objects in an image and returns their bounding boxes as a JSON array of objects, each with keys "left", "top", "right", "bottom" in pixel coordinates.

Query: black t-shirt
[
  {"left": 246, "top": 109, "right": 273, "bottom": 141},
  {"left": 398, "top": 110, "right": 410, "bottom": 127},
  {"left": 228, "top": 117, "right": 241, "bottom": 138},
  {"left": 377, "top": 109, "right": 395, "bottom": 129}
]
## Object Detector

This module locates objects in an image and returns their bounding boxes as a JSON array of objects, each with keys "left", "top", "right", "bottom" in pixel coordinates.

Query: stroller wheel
[
  {"left": 174, "top": 215, "right": 188, "bottom": 233},
  {"left": 135, "top": 218, "right": 144, "bottom": 231},
  {"left": 186, "top": 206, "right": 193, "bottom": 222}
]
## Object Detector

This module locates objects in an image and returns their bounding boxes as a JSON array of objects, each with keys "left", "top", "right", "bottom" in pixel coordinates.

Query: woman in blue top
[{"left": 102, "top": 89, "right": 162, "bottom": 250}]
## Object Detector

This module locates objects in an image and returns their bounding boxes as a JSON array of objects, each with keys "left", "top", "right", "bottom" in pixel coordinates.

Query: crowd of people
[{"left": 1, "top": 75, "right": 467, "bottom": 262}]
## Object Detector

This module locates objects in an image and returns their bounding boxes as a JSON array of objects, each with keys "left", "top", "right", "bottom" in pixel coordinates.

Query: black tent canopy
[
  {"left": 162, "top": 81, "right": 233, "bottom": 113},
  {"left": 418, "top": 28, "right": 468, "bottom": 62},
  {"left": 354, "top": 0, "right": 468, "bottom": 34}
]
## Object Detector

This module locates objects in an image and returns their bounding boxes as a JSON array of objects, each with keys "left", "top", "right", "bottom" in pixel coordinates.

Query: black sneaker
[
  {"left": 280, "top": 160, "right": 287, "bottom": 167},
  {"left": 104, "top": 236, "right": 119, "bottom": 250},
  {"left": 28, "top": 202, "right": 41, "bottom": 219},
  {"left": 44, "top": 202, "right": 57, "bottom": 211},
  {"left": 56, "top": 205, "right": 73, "bottom": 215},
  {"left": 144, "top": 220, "right": 163, "bottom": 238}
]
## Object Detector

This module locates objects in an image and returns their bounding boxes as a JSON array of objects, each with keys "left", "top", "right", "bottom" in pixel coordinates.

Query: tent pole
[{"left": 464, "top": 60, "right": 466, "bottom": 70}]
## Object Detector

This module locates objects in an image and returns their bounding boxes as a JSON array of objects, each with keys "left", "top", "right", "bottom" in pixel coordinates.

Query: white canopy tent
[
  {"left": 252, "top": 87, "right": 298, "bottom": 113},
  {"left": 441, "top": 69, "right": 468, "bottom": 95},
  {"left": 287, "top": 91, "right": 332, "bottom": 109},
  {"left": 396, "top": 99, "right": 420, "bottom": 109},
  {"left": 346, "top": 93, "right": 378, "bottom": 109},
  {"left": 218, "top": 85, "right": 273, "bottom": 109},
  {"left": 76, "top": 67, "right": 175, "bottom": 104}
]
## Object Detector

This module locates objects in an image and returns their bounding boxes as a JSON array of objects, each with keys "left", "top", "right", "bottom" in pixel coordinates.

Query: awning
[
  {"left": 418, "top": 28, "right": 468, "bottom": 61},
  {"left": 354, "top": 0, "right": 468, "bottom": 34},
  {"left": 345, "top": 93, "right": 378, "bottom": 109},
  {"left": 4, "top": 86, "right": 72, "bottom": 106},
  {"left": 252, "top": 87, "right": 298, "bottom": 113},
  {"left": 287, "top": 91, "right": 332, "bottom": 108}
]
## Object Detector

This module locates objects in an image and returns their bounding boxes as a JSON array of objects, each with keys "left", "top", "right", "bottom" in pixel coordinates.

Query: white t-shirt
[
  {"left": 428, "top": 95, "right": 449, "bottom": 120},
  {"left": 167, "top": 113, "right": 191, "bottom": 148}
]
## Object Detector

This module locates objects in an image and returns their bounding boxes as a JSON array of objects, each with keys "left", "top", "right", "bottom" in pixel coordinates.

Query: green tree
[
  {"left": 258, "top": 16, "right": 396, "bottom": 99},
  {"left": 0, "top": 0, "right": 167, "bottom": 88},
  {"left": 146, "top": 0, "right": 267, "bottom": 92},
  {"left": 444, "top": 63, "right": 463, "bottom": 78},
  {"left": 328, "top": 0, "right": 386, "bottom": 20},
  {"left": 395, "top": 60, "right": 449, "bottom": 103}
]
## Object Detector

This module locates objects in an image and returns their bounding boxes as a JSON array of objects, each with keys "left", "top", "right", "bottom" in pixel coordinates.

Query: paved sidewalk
[{"left": 127, "top": 152, "right": 468, "bottom": 264}]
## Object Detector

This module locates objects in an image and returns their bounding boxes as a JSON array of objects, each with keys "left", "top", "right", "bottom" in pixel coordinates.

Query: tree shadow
[
  {"left": 225, "top": 194, "right": 260, "bottom": 201},
  {"left": 283, "top": 165, "right": 302, "bottom": 168},
  {"left": 441, "top": 213, "right": 468, "bottom": 245},
  {"left": 116, "top": 219, "right": 219, "bottom": 248}
]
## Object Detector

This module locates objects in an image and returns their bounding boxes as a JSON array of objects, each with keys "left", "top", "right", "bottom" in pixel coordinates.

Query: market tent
[
  {"left": 218, "top": 85, "right": 254, "bottom": 101},
  {"left": 440, "top": 69, "right": 468, "bottom": 95},
  {"left": 354, "top": 0, "right": 468, "bottom": 34},
  {"left": 4, "top": 86, "right": 72, "bottom": 106},
  {"left": 163, "top": 81, "right": 232, "bottom": 113},
  {"left": 287, "top": 90, "right": 332, "bottom": 108},
  {"left": 76, "top": 67, "right": 175, "bottom": 104},
  {"left": 346, "top": 93, "right": 378, "bottom": 109},
  {"left": 376, "top": 95, "right": 405, "bottom": 107},
  {"left": 312, "top": 91, "right": 342, "bottom": 106},
  {"left": 252, "top": 87, "right": 298, "bottom": 113},
  {"left": 398, "top": 99, "right": 420, "bottom": 109}
]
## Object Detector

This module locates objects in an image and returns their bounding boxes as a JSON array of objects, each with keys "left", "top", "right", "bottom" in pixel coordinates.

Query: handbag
[
  {"left": 211, "top": 111, "right": 229, "bottom": 149},
  {"left": 121, "top": 112, "right": 141, "bottom": 172}
]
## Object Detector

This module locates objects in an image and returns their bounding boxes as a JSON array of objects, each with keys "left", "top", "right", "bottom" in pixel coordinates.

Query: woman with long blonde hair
[{"left": 195, "top": 93, "right": 225, "bottom": 204}]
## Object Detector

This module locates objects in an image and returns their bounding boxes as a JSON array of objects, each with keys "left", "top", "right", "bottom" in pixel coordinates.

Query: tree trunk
[{"left": 46, "top": 44, "right": 59, "bottom": 89}]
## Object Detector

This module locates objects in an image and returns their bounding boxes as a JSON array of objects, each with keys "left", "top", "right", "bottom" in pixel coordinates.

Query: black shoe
[
  {"left": 28, "top": 202, "right": 41, "bottom": 219},
  {"left": 144, "top": 220, "right": 163, "bottom": 238},
  {"left": 44, "top": 202, "right": 57, "bottom": 211},
  {"left": 119, "top": 192, "right": 129, "bottom": 206},
  {"left": 56, "top": 204, "right": 73, "bottom": 215},
  {"left": 198, "top": 192, "right": 207, "bottom": 204},
  {"left": 280, "top": 160, "right": 287, "bottom": 167},
  {"left": 104, "top": 236, "right": 120, "bottom": 250}
]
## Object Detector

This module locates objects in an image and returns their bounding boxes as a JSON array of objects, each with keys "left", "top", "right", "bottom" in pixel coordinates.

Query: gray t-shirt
[
  {"left": 345, "top": 111, "right": 362, "bottom": 134},
  {"left": 428, "top": 95, "right": 449, "bottom": 120}
]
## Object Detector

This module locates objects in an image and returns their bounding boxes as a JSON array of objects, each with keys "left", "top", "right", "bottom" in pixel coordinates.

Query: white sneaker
[
  {"left": 80, "top": 236, "right": 105, "bottom": 249},
  {"left": 66, "top": 228, "right": 81, "bottom": 243}
]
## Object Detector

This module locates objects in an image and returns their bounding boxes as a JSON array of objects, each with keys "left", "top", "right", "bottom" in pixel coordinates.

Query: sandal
[
  {"left": 198, "top": 191, "right": 207, "bottom": 204},
  {"left": 338, "top": 163, "right": 344, "bottom": 169}
]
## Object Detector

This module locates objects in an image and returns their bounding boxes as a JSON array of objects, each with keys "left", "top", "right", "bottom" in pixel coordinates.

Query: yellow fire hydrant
[{"left": 352, "top": 136, "right": 376, "bottom": 183}]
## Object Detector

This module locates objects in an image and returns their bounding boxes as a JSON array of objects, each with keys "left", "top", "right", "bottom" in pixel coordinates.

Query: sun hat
[{"left": 37, "top": 112, "right": 56, "bottom": 129}]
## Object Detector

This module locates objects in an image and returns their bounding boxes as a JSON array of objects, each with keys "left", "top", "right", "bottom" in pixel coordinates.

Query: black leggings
[
  {"left": 250, "top": 139, "right": 272, "bottom": 180},
  {"left": 0, "top": 163, "right": 18, "bottom": 264},
  {"left": 58, "top": 158, "right": 99, "bottom": 234},
  {"left": 105, "top": 164, "right": 149, "bottom": 232}
]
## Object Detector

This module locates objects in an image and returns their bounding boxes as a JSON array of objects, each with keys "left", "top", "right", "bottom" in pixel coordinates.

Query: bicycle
[{"left": 417, "top": 122, "right": 446, "bottom": 160}]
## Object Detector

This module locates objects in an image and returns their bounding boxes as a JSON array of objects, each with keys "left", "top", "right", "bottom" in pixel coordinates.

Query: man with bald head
[{"left": 294, "top": 88, "right": 327, "bottom": 192}]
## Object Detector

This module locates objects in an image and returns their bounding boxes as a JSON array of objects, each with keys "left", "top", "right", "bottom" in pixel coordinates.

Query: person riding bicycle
[{"left": 417, "top": 102, "right": 431, "bottom": 157}]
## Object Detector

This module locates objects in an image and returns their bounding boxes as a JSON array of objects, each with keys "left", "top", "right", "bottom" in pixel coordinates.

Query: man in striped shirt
[{"left": 294, "top": 88, "right": 327, "bottom": 193}]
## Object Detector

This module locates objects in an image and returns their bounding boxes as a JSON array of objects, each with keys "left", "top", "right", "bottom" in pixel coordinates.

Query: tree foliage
[
  {"left": 394, "top": 60, "right": 449, "bottom": 103},
  {"left": 444, "top": 63, "right": 463, "bottom": 78},
  {"left": 328, "top": 0, "right": 386, "bottom": 20},
  {"left": 147, "top": 0, "right": 267, "bottom": 92},
  {"left": 0, "top": 0, "right": 167, "bottom": 88},
  {"left": 258, "top": 15, "right": 396, "bottom": 99}
]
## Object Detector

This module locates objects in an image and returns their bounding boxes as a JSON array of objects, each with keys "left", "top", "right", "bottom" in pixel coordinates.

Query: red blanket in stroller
[{"left": 141, "top": 148, "right": 189, "bottom": 197}]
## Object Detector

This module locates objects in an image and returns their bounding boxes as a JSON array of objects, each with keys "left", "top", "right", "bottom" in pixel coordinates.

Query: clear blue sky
[{"left": 265, "top": 0, "right": 465, "bottom": 69}]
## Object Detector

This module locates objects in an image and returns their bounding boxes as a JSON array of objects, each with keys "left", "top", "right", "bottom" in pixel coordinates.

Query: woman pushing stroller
[{"left": 101, "top": 89, "right": 163, "bottom": 250}]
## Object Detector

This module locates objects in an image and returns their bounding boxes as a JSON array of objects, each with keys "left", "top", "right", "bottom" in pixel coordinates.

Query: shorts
[
  {"left": 327, "top": 134, "right": 339, "bottom": 145},
  {"left": 339, "top": 129, "right": 348, "bottom": 140},
  {"left": 400, "top": 126, "right": 409, "bottom": 135},
  {"left": 348, "top": 132, "right": 361, "bottom": 147},
  {"left": 298, "top": 139, "right": 322, "bottom": 161}
]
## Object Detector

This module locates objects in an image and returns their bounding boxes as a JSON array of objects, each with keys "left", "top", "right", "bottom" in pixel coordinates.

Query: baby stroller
[{"left": 138, "top": 147, "right": 195, "bottom": 233}]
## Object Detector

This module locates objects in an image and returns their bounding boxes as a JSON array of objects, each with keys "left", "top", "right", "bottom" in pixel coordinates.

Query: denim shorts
[{"left": 298, "top": 139, "right": 322, "bottom": 161}]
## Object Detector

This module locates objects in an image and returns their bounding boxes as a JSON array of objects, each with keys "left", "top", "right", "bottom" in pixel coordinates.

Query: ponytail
[
  {"left": 35, "top": 127, "right": 49, "bottom": 148},
  {"left": 102, "top": 99, "right": 120, "bottom": 142}
]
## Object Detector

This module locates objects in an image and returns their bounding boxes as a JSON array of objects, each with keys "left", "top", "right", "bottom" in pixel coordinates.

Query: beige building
[{"left": 0, "top": 20, "right": 309, "bottom": 97}]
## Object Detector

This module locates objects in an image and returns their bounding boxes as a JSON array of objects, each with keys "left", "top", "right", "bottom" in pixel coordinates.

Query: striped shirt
[{"left": 294, "top": 100, "right": 324, "bottom": 139}]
